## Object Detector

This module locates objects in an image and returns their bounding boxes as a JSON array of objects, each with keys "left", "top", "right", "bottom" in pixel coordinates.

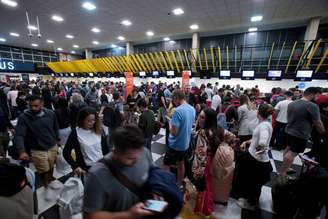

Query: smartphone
[{"left": 143, "top": 200, "right": 168, "bottom": 212}]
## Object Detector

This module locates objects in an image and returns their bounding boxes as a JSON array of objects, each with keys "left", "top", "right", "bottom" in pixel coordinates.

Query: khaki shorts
[{"left": 31, "top": 145, "right": 58, "bottom": 173}]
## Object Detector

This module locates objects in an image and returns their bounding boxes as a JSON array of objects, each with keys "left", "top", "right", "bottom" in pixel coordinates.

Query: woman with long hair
[
  {"left": 63, "top": 107, "right": 108, "bottom": 175},
  {"left": 192, "top": 108, "right": 224, "bottom": 216},
  {"left": 237, "top": 94, "right": 258, "bottom": 143},
  {"left": 232, "top": 104, "right": 274, "bottom": 209}
]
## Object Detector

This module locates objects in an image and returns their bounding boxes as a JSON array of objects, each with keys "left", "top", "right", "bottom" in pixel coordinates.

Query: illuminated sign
[{"left": 0, "top": 61, "right": 35, "bottom": 72}]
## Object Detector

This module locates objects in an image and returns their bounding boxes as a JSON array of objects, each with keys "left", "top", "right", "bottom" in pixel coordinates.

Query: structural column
[
  {"left": 191, "top": 32, "right": 200, "bottom": 71},
  {"left": 126, "top": 42, "right": 134, "bottom": 55},
  {"left": 85, "top": 49, "right": 93, "bottom": 59},
  {"left": 304, "top": 17, "right": 320, "bottom": 50}
]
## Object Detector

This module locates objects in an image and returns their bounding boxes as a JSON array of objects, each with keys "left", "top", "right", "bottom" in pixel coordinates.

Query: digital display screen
[
  {"left": 242, "top": 70, "right": 254, "bottom": 77},
  {"left": 267, "top": 70, "right": 282, "bottom": 80},
  {"left": 268, "top": 70, "right": 282, "bottom": 77},
  {"left": 70, "top": 73, "right": 74, "bottom": 77},
  {"left": 167, "top": 71, "right": 175, "bottom": 76},
  {"left": 89, "top": 73, "right": 94, "bottom": 77},
  {"left": 241, "top": 70, "right": 255, "bottom": 80},
  {"left": 295, "top": 70, "right": 313, "bottom": 81},
  {"left": 139, "top": 71, "right": 146, "bottom": 77},
  {"left": 152, "top": 71, "right": 159, "bottom": 76},
  {"left": 296, "top": 70, "right": 313, "bottom": 78},
  {"left": 219, "top": 70, "right": 231, "bottom": 79}
]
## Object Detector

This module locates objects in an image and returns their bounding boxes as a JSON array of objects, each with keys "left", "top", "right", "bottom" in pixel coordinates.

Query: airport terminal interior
[{"left": 1, "top": 0, "right": 328, "bottom": 218}]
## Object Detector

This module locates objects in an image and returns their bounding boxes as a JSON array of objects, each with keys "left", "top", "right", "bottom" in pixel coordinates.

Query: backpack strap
[{"left": 99, "top": 158, "right": 140, "bottom": 197}]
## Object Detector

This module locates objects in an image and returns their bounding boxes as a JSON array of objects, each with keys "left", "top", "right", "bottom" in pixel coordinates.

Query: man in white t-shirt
[
  {"left": 211, "top": 91, "right": 222, "bottom": 111},
  {"left": 204, "top": 83, "right": 214, "bottom": 104},
  {"left": 271, "top": 91, "right": 293, "bottom": 150}
]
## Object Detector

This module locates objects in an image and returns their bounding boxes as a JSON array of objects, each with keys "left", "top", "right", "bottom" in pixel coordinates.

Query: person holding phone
[{"left": 232, "top": 104, "right": 274, "bottom": 210}]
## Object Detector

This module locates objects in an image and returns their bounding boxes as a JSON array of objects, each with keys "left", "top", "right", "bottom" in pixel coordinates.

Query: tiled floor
[{"left": 30, "top": 128, "right": 325, "bottom": 218}]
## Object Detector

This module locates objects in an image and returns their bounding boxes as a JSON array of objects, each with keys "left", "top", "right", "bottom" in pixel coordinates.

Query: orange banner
[
  {"left": 182, "top": 70, "right": 190, "bottom": 92},
  {"left": 125, "top": 71, "right": 134, "bottom": 98}
]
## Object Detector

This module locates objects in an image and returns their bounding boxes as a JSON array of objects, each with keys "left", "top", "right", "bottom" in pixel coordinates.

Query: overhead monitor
[
  {"left": 167, "top": 70, "right": 175, "bottom": 78},
  {"left": 152, "top": 71, "right": 160, "bottom": 78},
  {"left": 267, "top": 70, "right": 282, "bottom": 81},
  {"left": 70, "top": 73, "right": 74, "bottom": 77},
  {"left": 139, "top": 71, "right": 146, "bottom": 78},
  {"left": 219, "top": 70, "right": 231, "bottom": 79},
  {"left": 241, "top": 70, "right": 255, "bottom": 80},
  {"left": 295, "top": 70, "right": 313, "bottom": 81},
  {"left": 89, "top": 73, "right": 94, "bottom": 77}
]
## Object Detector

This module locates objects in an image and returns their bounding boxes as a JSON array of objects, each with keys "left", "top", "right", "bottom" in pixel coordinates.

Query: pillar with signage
[
  {"left": 125, "top": 72, "right": 134, "bottom": 99},
  {"left": 182, "top": 70, "right": 190, "bottom": 92}
]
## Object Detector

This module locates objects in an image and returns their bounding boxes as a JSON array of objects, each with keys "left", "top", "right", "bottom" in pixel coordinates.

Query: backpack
[
  {"left": 217, "top": 105, "right": 233, "bottom": 130},
  {"left": 103, "top": 102, "right": 123, "bottom": 128}
]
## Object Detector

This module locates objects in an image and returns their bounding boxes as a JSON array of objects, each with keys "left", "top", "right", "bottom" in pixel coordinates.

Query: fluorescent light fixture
[
  {"left": 146, "top": 31, "right": 154, "bottom": 36},
  {"left": 118, "top": 47, "right": 123, "bottom": 50},
  {"left": 111, "top": 44, "right": 117, "bottom": 48},
  {"left": 66, "top": 34, "right": 74, "bottom": 39},
  {"left": 92, "top": 40, "right": 99, "bottom": 45},
  {"left": 121, "top": 20, "right": 132, "bottom": 26},
  {"left": 46, "top": 39, "right": 54, "bottom": 43},
  {"left": 71, "top": 51, "right": 76, "bottom": 54},
  {"left": 163, "top": 37, "right": 170, "bottom": 41},
  {"left": 27, "top": 25, "right": 38, "bottom": 31},
  {"left": 117, "top": 36, "right": 125, "bottom": 41},
  {"left": 31, "top": 43, "right": 38, "bottom": 47},
  {"left": 57, "top": 47, "right": 63, "bottom": 51},
  {"left": 82, "top": 2, "right": 96, "bottom": 10},
  {"left": 9, "top": 32, "right": 19, "bottom": 37},
  {"left": 169, "top": 40, "right": 175, "bottom": 44},
  {"left": 0, "top": 38, "right": 6, "bottom": 42},
  {"left": 51, "top": 15, "right": 64, "bottom": 22},
  {"left": 251, "top": 15, "right": 263, "bottom": 22},
  {"left": 91, "top": 27, "right": 100, "bottom": 33},
  {"left": 190, "top": 24, "right": 199, "bottom": 30},
  {"left": 73, "top": 44, "right": 79, "bottom": 48},
  {"left": 172, "top": 8, "right": 184, "bottom": 15},
  {"left": 248, "top": 27, "right": 258, "bottom": 32},
  {"left": 1, "top": 0, "right": 17, "bottom": 7}
]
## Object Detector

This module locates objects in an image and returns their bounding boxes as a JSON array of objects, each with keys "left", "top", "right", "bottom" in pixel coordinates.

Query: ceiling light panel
[
  {"left": 121, "top": 20, "right": 132, "bottom": 26},
  {"left": 27, "top": 25, "right": 38, "bottom": 31},
  {"left": 66, "top": 34, "right": 74, "bottom": 39},
  {"left": 172, "top": 8, "right": 184, "bottom": 15},
  {"left": 82, "top": 2, "right": 96, "bottom": 10},
  {"left": 146, "top": 31, "right": 154, "bottom": 36},
  {"left": 1, "top": 0, "right": 17, "bottom": 7},
  {"left": 91, "top": 27, "right": 101, "bottom": 33},
  {"left": 46, "top": 39, "right": 54, "bottom": 43},
  {"left": 73, "top": 44, "right": 79, "bottom": 48},
  {"left": 9, "top": 32, "right": 19, "bottom": 37},
  {"left": 117, "top": 36, "right": 125, "bottom": 41},
  {"left": 51, "top": 15, "right": 64, "bottom": 22},
  {"left": 190, "top": 24, "right": 199, "bottom": 30},
  {"left": 92, "top": 41, "right": 99, "bottom": 45},
  {"left": 251, "top": 15, "right": 263, "bottom": 22}
]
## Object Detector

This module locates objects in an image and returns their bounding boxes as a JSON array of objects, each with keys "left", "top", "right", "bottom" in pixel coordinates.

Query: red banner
[
  {"left": 125, "top": 72, "right": 134, "bottom": 98},
  {"left": 182, "top": 70, "right": 190, "bottom": 92}
]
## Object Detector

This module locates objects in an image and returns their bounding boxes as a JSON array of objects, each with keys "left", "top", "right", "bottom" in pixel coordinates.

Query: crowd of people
[{"left": 0, "top": 78, "right": 327, "bottom": 219}]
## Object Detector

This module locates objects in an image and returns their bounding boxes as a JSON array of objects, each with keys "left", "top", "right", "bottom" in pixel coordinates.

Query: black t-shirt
[{"left": 157, "top": 90, "right": 166, "bottom": 107}]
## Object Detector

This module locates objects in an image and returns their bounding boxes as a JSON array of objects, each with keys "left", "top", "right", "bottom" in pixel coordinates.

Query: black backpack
[{"left": 103, "top": 102, "right": 123, "bottom": 128}]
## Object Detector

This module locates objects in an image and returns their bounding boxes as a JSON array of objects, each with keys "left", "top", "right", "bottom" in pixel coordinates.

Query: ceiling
[{"left": 0, "top": 0, "right": 328, "bottom": 54}]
